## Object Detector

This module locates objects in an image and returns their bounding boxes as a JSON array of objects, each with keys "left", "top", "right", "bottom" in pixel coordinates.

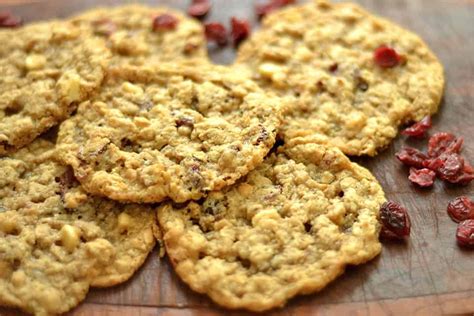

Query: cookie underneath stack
[
  {"left": 0, "top": 0, "right": 445, "bottom": 315},
  {"left": 159, "top": 142, "right": 384, "bottom": 311}
]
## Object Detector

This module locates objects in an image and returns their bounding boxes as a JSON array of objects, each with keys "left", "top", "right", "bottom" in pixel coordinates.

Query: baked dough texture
[
  {"left": 236, "top": 0, "right": 444, "bottom": 156},
  {"left": 158, "top": 142, "right": 385, "bottom": 311},
  {"left": 70, "top": 4, "right": 208, "bottom": 66},
  {"left": 0, "top": 139, "right": 157, "bottom": 316},
  {"left": 57, "top": 64, "right": 283, "bottom": 203},
  {"left": 0, "top": 21, "right": 109, "bottom": 155}
]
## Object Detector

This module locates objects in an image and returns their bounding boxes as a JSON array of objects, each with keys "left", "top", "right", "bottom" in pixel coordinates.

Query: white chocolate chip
[
  {"left": 58, "top": 72, "right": 82, "bottom": 103},
  {"left": 60, "top": 224, "right": 81, "bottom": 252},
  {"left": 25, "top": 54, "right": 47, "bottom": 70},
  {"left": 258, "top": 63, "right": 282, "bottom": 78},
  {"left": 177, "top": 126, "right": 192, "bottom": 137},
  {"left": 117, "top": 212, "right": 132, "bottom": 233},
  {"left": 11, "top": 270, "right": 26, "bottom": 287}
]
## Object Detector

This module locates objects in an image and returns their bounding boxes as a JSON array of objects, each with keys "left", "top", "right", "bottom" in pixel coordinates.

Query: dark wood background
[{"left": 1, "top": 0, "right": 473, "bottom": 315}]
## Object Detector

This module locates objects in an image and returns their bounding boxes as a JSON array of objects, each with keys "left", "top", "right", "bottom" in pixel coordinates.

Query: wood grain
[{"left": 0, "top": 0, "right": 473, "bottom": 315}]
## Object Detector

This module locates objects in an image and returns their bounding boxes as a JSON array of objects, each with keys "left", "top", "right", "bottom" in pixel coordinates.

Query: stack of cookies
[{"left": 0, "top": 1, "right": 444, "bottom": 315}]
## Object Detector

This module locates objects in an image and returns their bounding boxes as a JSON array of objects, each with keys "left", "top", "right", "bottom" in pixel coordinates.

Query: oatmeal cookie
[
  {"left": 158, "top": 142, "right": 385, "bottom": 311},
  {"left": 0, "top": 20, "right": 110, "bottom": 155},
  {"left": 236, "top": 0, "right": 444, "bottom": 156},
  {"left": 70, "top": 4, "right": 208, "bottom": 66},
  {"left": 0, "top": 139, "right": 157, "bottom": 316},
  {"left": 57, "top": 64, "right": 283, "bottom": 203}
]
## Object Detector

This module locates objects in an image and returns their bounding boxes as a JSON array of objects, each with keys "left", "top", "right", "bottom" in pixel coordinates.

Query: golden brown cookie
[
  {"left": 0, "top": 20, "right": 110, "bottom": 155},
  {"left": 158, "top": 142, "right": 385, "bottom": 311},
  {"left": 70, "top": 4, "right": 208, "bottom": 66},
  {"left": 236, "top": 0, "right": 444, "bottom": 156},
  {"left": 57, "top": 64, "right": 283, "bottom": 203},
  {"left": 0, "top": 139, "right": 157, "bottom": 316}
]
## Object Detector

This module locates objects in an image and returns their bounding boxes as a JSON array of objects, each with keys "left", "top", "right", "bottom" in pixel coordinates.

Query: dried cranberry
[
  {"left": 408, "top": 168, "right": 436, "bottom": 187},
  {"left": 374, "top": 45, "right": 401, "bottom": 68},
  {"left": 446, "top": 162, "right": 474, "bottom": 185},
  {"left": 175, "top": 117, "right": 194, "bottom": 128},
  {"left": 401, "top": 116, "right": 432, "bottom": 138},
  {"left": 204, "top": 22, "right": 228, "bottom": 46},
  {"left": 395, "top": 147, "right": 428, "bottom": 169},
  {"left": 456, "top": 220, "right": 474, "bottom": 247},
  {"left": 438, "top": 153, "right": 465, "bottom": 180},
  {"left": 329, "top": 63, "right": 338, "bottom": 72},
  {"left": 230, "top": 17, "right": 250, "bottom": 46},
  {"left": 152, "top": 14, "right": 178, "bottom": 31},
  {"left": 255, "top": 0, "right": 296, "bottom": 19},
  {"left": 0, "top": 11, "right": 22, "bottom": 28},
  {"left": 428, "top": 132, "right": 463, "bottom": 157},
  {"left": 447, "top": 196, "right": 474, "bottom": 223},
  {"left": 379, "top": 201, "right": 411, "bottom": 240},
  {"left": 187, "top": 0, "right": 211, "bottom": 19}
]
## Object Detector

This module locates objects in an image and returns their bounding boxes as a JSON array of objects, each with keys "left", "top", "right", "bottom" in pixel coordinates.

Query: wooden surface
[{"left": 1, "top": 0, "right": 474, "bottom": 315}]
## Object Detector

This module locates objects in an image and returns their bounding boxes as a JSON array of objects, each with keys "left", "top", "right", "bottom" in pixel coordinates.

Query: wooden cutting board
[{"left": 1, "top": 0, "right": 473, "bottom": 315}]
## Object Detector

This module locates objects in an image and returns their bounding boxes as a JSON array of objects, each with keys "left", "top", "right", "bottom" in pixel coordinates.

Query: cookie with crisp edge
[
  {"left": 236, "top": 0, "right": 444, "bottom": 156},
  {"left": 0, "top": 20, "right": 110, "bottom": 156},
  {"left": 158, "top": 142, "right": 385, "bottom": 311},
  {"left": 57, "top": 64, "right": 283, "bottom": 203},
  {"left": 0, "top": 139, "right": 157, "bottom": 316}
]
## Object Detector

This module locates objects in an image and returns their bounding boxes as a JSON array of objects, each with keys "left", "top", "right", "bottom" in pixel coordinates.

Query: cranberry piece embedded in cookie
[
  {"left": 448, "top": 196, "right": 474, "bottom": 223},
  {"left": 456, "top": 220, "right": 474, "bottom": 247},
  {"left": 255, "top": 0, "right": 296, "bottom": 19},
  {"left": 380, "top": 201, "right": 411, "bottom": 240},
  {"left": 402, "top": 116, "right": 432, "bottom": 138},
  {"left": 188, "top": 0, "right": 211, "bottom": 19},
  {"left": 230, "top": 17, "right": 250, "bottom": 46},
  {"left": 152, "top": 14, "right": 179, "bottom": 31},
  {"left": 204, "top": 22, "right": 228, "bottom": 46},
  {"left": 374, "top": 45, "right": 401, "bottom": 68},
  {"left": 408, "top": 167, "right": 436, "bottom": 188},
  {"left": 396, "top": 147, "right": 428, "bottom": 169},
  {"left": 0, "top": 11, "right": 22, "bottom": 28}
]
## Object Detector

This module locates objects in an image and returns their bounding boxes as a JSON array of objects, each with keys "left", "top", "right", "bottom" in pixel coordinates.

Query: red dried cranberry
[
  {"left": 255, "top": 0, "right": 296, "bottom": 19},
  {"left": 447, "top": 162, "right": 474, "bottom": 185},
  {"left": 428, "top": 132, "right": 463, "bottom": 157},
  {"left": 152, "top": 14, "right": 179, "bottom": 31},
  {"left": 447, "top": 196, "right": 474, "bottom": 223},
  {"left": 395, "top": 147, "right": 428, "bottom": 169},
  {"left": 408, "top": 168, "right": 436, "bottom": 187},
  {"left": 379, "top": 201, "right": 411, "bottom": 240},
  {"left": 374, "top": 45, "right": 401, "bottom": 68},
  {"left": 0, "top": 11, "right": 11, "bottom": 21},
  {"left": 0, "top": 11, "right": 22, "bottom": 28},
  {"left": 423, "top": 152, "right": 463, "bottom": 180},
  {"left": 230, "top": 17, "right": 250, "bottom": 46},
  {"left": 425, "top": 152, "right": 474, "bottom": 185},
  {"left": 438, "top": 153, "right": 465, "bottom": 179},
  {"left": 401, "top": 116, "right": 432, "bottom": 138},
  {"left": 187, "top": 0, "right": 211, "bottom": 19},
  {"left": 204, "top": 22, "right": 228, "bottom": 46},
  {"left": 456, "top": 219, "right": 474, "bottom": 247}
]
